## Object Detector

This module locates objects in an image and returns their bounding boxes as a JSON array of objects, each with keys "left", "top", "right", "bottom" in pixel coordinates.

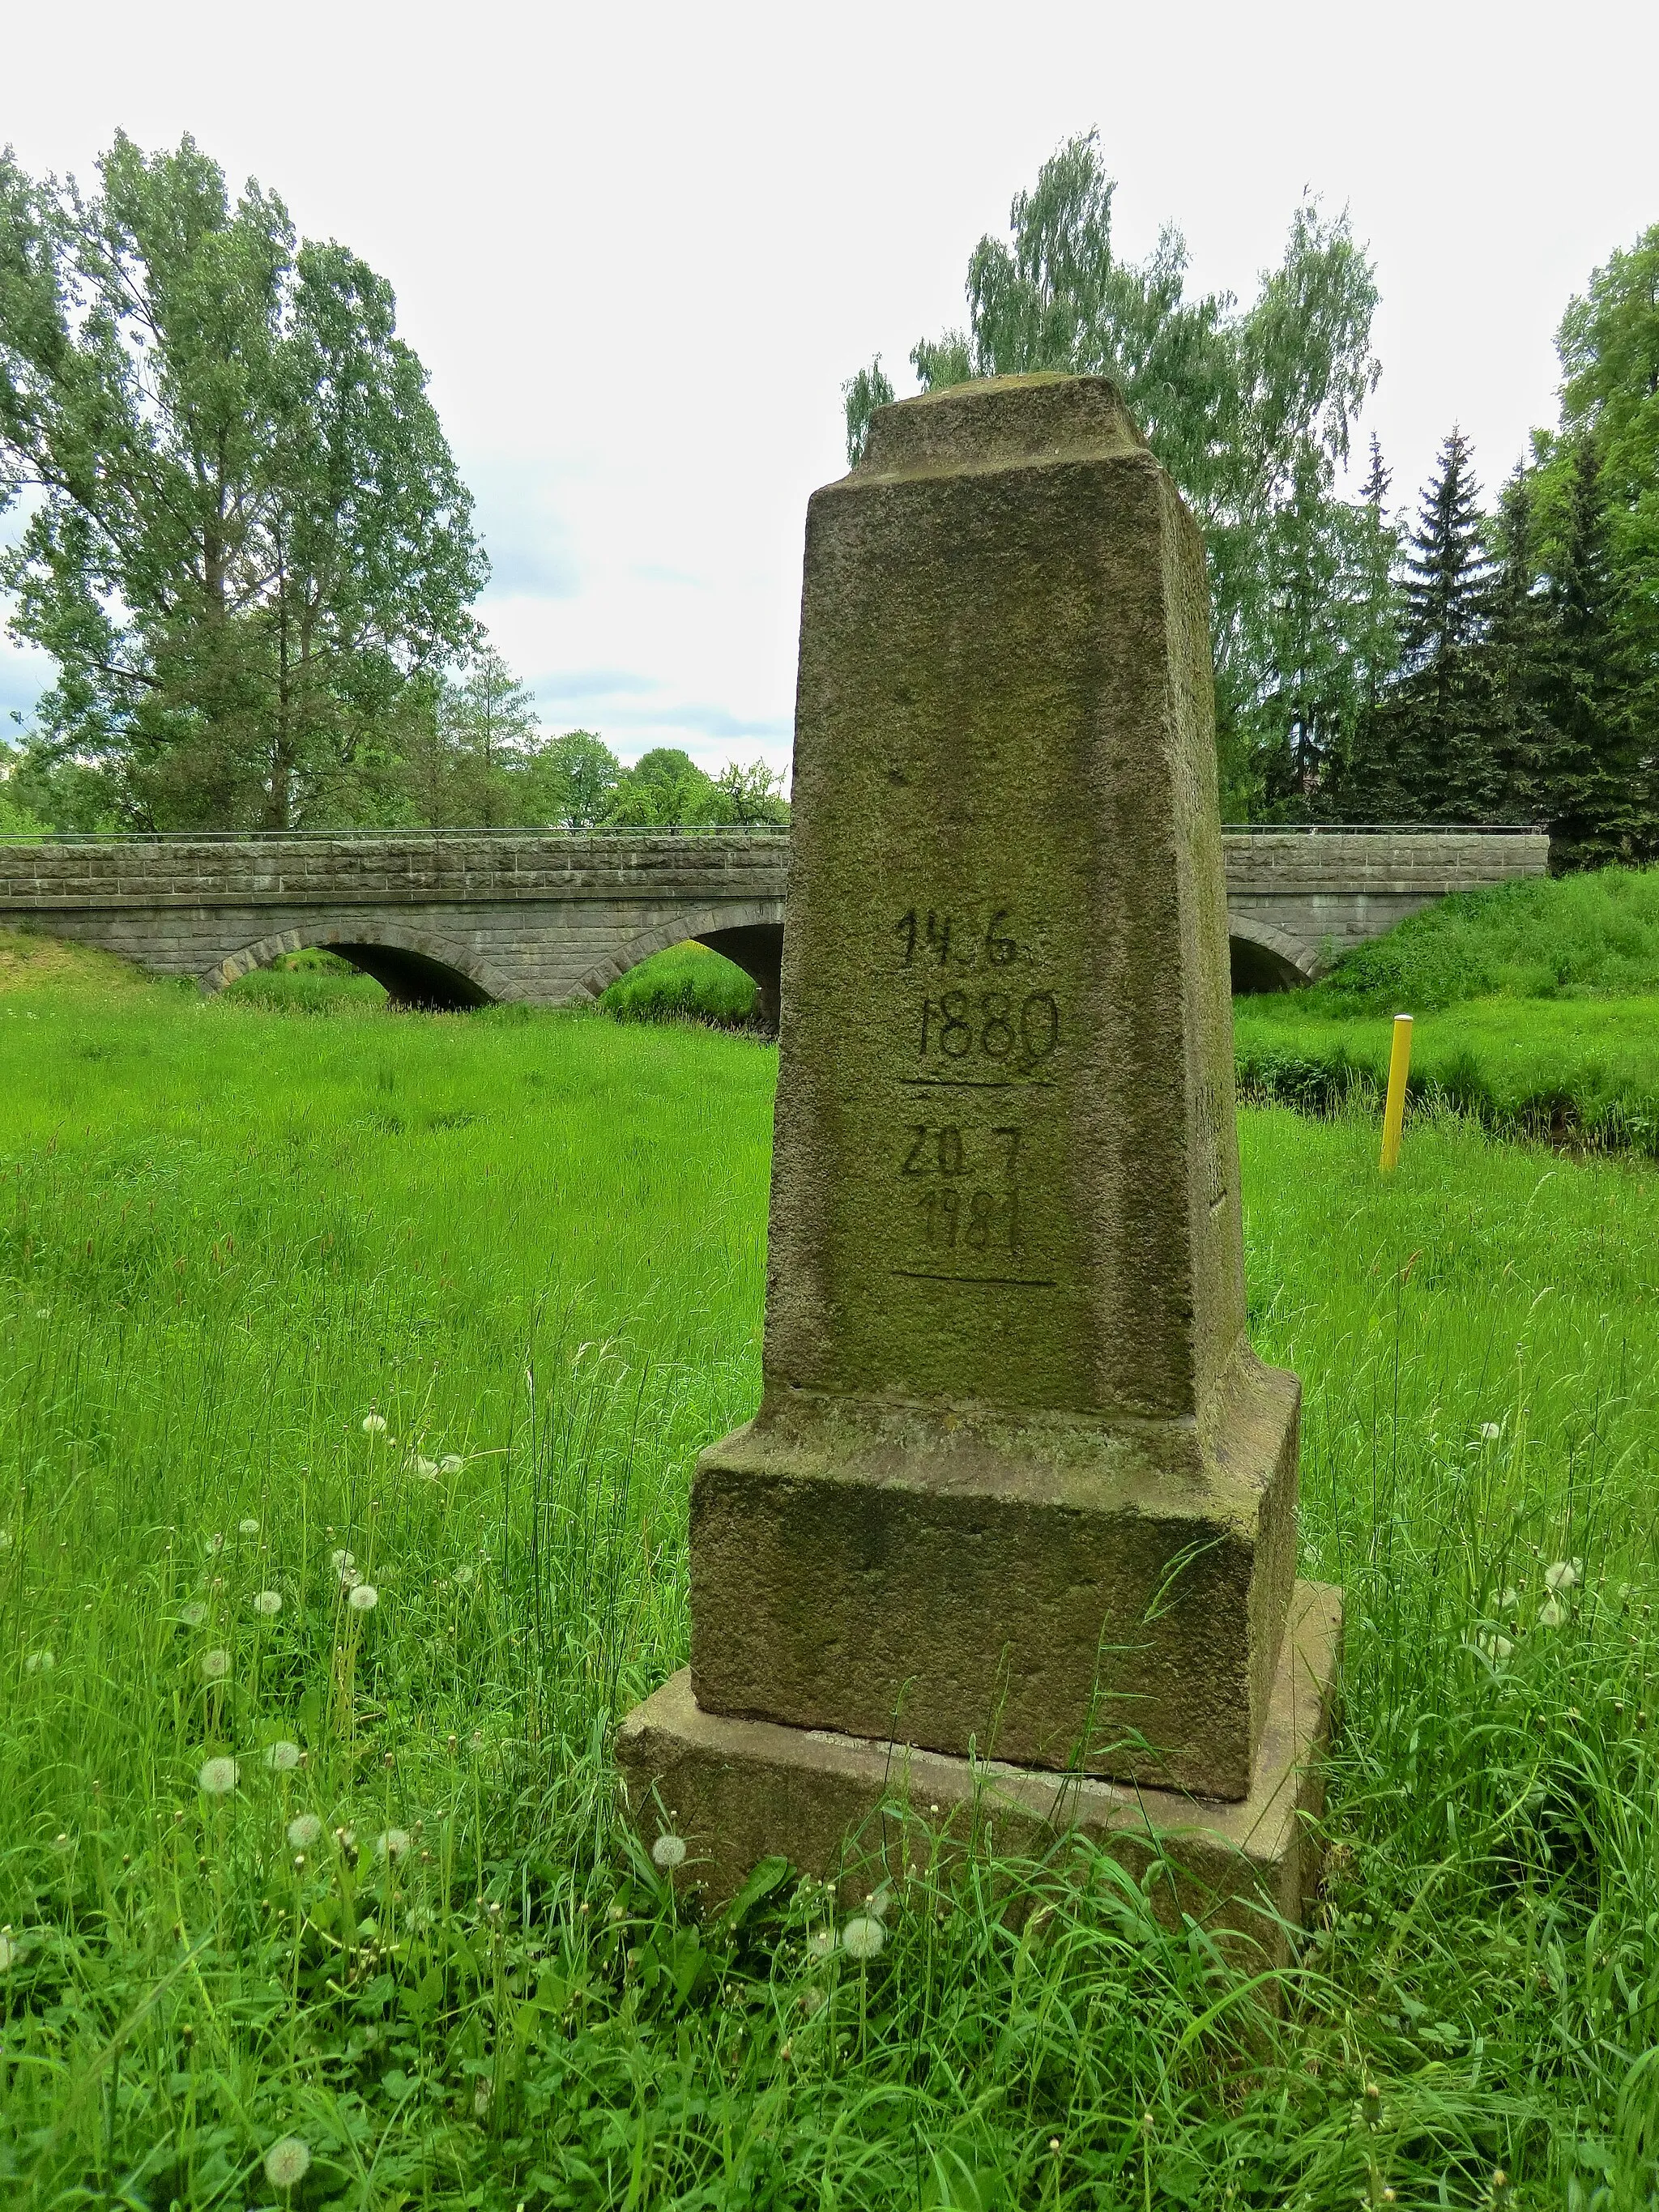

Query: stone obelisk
[{"left": 619, "top": 374, "right": 1340, "bottom": 1938}]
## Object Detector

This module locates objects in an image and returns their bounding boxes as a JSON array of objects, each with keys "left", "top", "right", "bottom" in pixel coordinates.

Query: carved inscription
[
  {"left": 892, "top": 904, "right": 1061, "bottom": 1082},
  {"left": 900, "top": 1122, "right": 1024, "bottom": 1257},
  {"left": 888, "top": 901, "right": 1060, "bottom": 1287}
]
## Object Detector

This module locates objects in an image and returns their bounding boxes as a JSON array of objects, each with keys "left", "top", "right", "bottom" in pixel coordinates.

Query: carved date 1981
[{"left": 900, "top": 1122, "right": 1023, "bottom": 1255}]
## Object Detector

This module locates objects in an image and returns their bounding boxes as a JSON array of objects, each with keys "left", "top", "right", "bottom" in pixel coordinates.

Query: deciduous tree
[
  {"left": 842, "top": 132, "right": 1382, "bottom": 812},
  {"left": 0, "top": 133, "right": 485, "bottom": 829}
]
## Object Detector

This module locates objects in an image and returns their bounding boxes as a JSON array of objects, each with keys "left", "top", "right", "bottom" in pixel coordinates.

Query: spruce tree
[
  {"left": 1533, "top": 435, "right": 1651, "bottom": 863},
  {"left": 1353, "top": 430, "right": 1507, "bottom": 819},
  {"left": 1401, "top": 428, "right": 1490, "bottom": 668},
  {"left": 1483, "top": 467, "right": 1558, "bottom": 824},
  {"left": 1358, "top": 433, "right": 1390, "bottom": 514}
]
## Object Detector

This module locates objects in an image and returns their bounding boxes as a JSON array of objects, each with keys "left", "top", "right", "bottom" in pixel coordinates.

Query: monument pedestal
[{"left": 620, "top": 1581, "right": 1341, "bottom": 1962}]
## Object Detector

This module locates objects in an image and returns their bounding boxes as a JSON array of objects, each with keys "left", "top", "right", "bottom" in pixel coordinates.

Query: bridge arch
[
  {"left": 571, "top": 898, "right": 786, "bottom": 1028},
  {"left": 202, "top": 921, "right": 516, "bottom": 1010},
  {"left": 1227, "top": 914, "right": 1320, "bottom": 994}
]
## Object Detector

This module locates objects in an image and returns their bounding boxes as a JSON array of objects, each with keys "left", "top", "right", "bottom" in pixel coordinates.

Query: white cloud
[{"left": 2, "top": 0, "right": 1655, "bottom": 777}]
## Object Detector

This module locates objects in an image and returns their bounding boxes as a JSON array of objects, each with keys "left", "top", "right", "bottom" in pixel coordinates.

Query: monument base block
[{"left": 619, "top": 1581, "right": 1341, "bottom": 1962}]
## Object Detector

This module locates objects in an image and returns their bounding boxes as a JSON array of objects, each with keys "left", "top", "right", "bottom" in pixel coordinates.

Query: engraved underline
[
  {"left": 898, "top": 1076, "right": 1056, "bottom": 1089},
  {"left": 892, "top": 1269, "right": 1058, "bottom": 1287}
]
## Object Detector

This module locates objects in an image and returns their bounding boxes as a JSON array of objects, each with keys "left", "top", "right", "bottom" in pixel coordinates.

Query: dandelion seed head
[
  {"left": 198, "top": 1756, "right": 238, "bottom": 1796},
  {"left": 205, "top": 1532, "right": 225, "bottom": 1556},
  {"left": 238, "top": 1517, "right": 260, "bottom": 1537},
  {"left": 1499, "top": 1587, "right": 1519, "bottom": 1610},
  {"left": 1544, "top": 1559, "right": 1582, "bottom": 1593},
  {"left": 361, "top": 1413, "right": 387, "bottom": 1436},
  {"left": 330, "top": 1549, "right": 354, "bottom": 1573},
  {"left": 377, "top": 1827, "right": 412, "bottom": 1860},
  {"left": 200, "top": 1648, "right": 231, "bottom": 1681},
  {"left": 415, "top": 1455, "right": 438, "bottom": 1480},
  {"left": 440, "top": 1454, "right": 463, "bottom": 1475},
  {"left": 453, "top": 1563, "right": 474, "bottom": 1586},
  {"left": 180, "top": 1600, "right": 208, "bottom": 1627},
  {"left": 348, "top": 1583, "right": 378, "bottom": 1613},
  {"left": 806, "top": 1926, "right": 837, "bottom": 1958},
  {"left": 264, "top": 1741, "right": 301, "bottom": 1772},
  {"left": 25, "top": 1650, "right": 54, "bottom": 1673},
  {"left": 253, "top": 1589, "right": 282, "bottom": 1617},
  {"left": 263, "top": 2135, "right": 312, "bottom": 2190},
  {"left": 841, "top": 1914, "right": 885, "bottom": 1960},
  {"left": 1479, "top": 1422, "right": 1501, "bottom": 1443},
  {"left": 1538, "top": 1596, "right": 1565, "bottom": 1628},
  {"left": 651, "top": 1832, "right": 687, "bottom": 1870},
  {"left": 287, "top": 1813, "right": 324, "bottom": 1848}
]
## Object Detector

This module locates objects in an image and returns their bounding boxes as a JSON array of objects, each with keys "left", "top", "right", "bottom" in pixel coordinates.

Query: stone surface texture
[
  {"left": 692, "top": 374, "right": 1296, "bottom": 1800},
  {"left": 620, "top": 1579, "right": 1342, "bottom": 1958},
  {"left": 0, "top": 828, "right": 1546, "bottom": 1010}
]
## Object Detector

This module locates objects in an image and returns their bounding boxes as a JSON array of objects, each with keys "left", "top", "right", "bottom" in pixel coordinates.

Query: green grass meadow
[{"left": 2, "top": 927, "right": 1659, "bottom": 2207}]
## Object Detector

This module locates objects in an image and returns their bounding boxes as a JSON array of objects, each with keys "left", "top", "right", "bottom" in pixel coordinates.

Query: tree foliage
[
  {"left": 1341, "top": 430, "right": 1516, "bottom": 820},
  {"left": 601, "top": 746, "right": 787, "bottom": 828},
  {"left": 844, "top": 149, "right": 1658, "bottom": 862},
  {"left": 0, "top": 133, "right": 485, "bottom": 829},
  {"left": 1557, "top": 224, "right": 1659, "bottom": 737},
  {"left": 843, "top": 132, "right": 1383, "bottom": 811}
]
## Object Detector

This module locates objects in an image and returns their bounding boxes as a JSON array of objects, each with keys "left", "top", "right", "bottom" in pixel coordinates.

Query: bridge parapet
[
  {"left": 1223, "top": 829, "right": 1550, "bottom": 897},
  {"left": 0, "top": 829, "right": 791, "bottom": 908}
]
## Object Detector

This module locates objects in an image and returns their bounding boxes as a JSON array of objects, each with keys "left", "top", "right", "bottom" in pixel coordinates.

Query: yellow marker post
[{"left": 1380, "top": 1013, "right": 1413, "bottom": 1171}]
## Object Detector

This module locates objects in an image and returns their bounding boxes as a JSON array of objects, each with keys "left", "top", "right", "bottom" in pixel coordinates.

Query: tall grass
[
  {"left": 1236, "top": 996, "right": 1659, "bottom": 1157},
  {"left": 595, "top": 940, "right": 761, "bottom": 1028},
  {"left": 2, "top": 957, "right": 1657, "bottom": 2205}
]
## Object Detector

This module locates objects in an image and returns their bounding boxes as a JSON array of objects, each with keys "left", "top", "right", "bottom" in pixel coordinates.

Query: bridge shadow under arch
[
  {"left": 204, "top": 921, "right": 513, "bottom": 1010},
  {"left": 1228, "top": 917, "right": 1319, "bottom": 994}
]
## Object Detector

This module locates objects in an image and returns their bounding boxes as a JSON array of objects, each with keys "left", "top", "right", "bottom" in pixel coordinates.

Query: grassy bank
[
  {"left": 1299, "top": 865, "right": 1659, "bottom": 1013},
  {"left": 1238, "top": 864, "right": 1659, "bottom": 1154},
  {"left": 2, "top": 954, "right": 1657, "bottom": 2203}
]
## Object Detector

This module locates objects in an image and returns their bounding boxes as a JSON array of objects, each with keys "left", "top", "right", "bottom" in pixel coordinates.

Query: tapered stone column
[{"left": 619, "top": 375, "right": 1340, "bottom": 1937}]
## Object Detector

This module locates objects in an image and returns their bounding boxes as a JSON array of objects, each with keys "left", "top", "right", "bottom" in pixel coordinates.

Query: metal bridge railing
[
  {"left": 0, "top": 822, "right": 793, "bottom": 845},
  {"left": 0, "top": 820, "right": 1544, "bottom": 846}
]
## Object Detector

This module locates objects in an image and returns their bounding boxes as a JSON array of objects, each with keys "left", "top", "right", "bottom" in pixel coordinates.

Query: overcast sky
[{"left": 4, "top": 0, "right": 1655, "bottom": 777}]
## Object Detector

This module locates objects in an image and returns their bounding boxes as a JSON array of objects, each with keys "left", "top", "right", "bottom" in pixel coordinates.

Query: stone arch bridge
[{"left": 0, "top": 826, "right": 1548, "bottom": 1017}]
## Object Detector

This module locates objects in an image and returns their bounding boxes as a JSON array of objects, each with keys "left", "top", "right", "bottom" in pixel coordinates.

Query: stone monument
[{"left": 618, "top": 373, "right": 1341, "bottom": 1945}]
